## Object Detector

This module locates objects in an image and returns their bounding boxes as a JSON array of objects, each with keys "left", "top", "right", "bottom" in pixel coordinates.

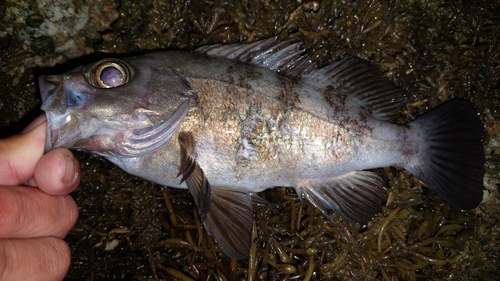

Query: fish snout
[
  {"left": 39, "top": 74, "right": 69, "bottom": 152},
  {"left": 39, "top": 75, "right": 62, "bottom": 102}
]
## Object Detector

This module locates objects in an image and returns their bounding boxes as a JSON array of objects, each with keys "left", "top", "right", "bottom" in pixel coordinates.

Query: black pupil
[{"left": 100, "top": 66, "right": 123, "bottom": 87}]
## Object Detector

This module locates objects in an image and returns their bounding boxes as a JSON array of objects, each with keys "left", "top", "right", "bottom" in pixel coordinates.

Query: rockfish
[{"left": 39, "top": 37, "right": 484, "bottom": 259}]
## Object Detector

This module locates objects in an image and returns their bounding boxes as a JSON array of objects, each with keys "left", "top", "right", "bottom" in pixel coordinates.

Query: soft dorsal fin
[
  {"left": 305, "top": 57, "right": 405, "bottom": 121},
  {"left": 197, "top": 38, "right": 405, "bottom": 122}
]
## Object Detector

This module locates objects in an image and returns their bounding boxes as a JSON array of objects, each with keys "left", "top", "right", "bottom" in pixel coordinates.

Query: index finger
[{"left": 0, "top": 116, "right": 46, "bottom": 186}]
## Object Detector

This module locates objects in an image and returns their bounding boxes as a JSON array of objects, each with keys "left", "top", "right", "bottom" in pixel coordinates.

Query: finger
[
  {"left": 0, "top": 237, "right": 71, "bottom": 281},
  {"left": 31, "top": 148, "right": 80, "bottom": 195},
  {"left": 0, "top": 186, "right": 78, "bottom": 239},
  {"left": 0, "top": 118, "right": 46, "bottom": 185},
  {"left": 22, "top": 114, "right": 47, "bottom": 134}
]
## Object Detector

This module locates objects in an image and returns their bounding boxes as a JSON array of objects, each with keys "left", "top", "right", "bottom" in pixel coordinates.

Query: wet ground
[{"left": 1, "top": 0, "right": 499, "bottom": 280}]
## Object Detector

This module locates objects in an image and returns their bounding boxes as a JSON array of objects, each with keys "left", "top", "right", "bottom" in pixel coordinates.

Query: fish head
[{"left": 40, "top": 55, "right": 197, "bottom": 157}]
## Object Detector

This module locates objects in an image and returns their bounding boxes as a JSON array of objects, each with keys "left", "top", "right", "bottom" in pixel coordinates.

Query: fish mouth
[
  {"left": 39, "top": 75, "right": 65, "bottom": 152},
  {"left": 43, "top": 118, "right": 59, "bottom": 152}
]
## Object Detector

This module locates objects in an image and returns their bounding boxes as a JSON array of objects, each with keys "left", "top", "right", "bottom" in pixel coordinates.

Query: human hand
[{"left": 0, "top": 115, "right": 80, "bottom": 281}]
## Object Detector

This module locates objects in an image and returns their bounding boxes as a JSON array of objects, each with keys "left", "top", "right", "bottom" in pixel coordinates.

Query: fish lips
[
  {"left": 39, "top": 75, "right": 55, "bottom": 152},
  {"left": 39, "top": 75, "right": 69, "bottom": 152}
]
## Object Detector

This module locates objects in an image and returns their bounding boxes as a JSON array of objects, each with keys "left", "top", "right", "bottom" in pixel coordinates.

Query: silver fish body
[
  {"left": 40, "top": 38, "right": 484, "bottom": 259},
  {"left": 107, "top": 53, "right": 406, "bottom": 189}
]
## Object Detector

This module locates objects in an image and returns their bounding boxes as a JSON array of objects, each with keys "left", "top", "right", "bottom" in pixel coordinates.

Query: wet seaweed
[{"left": 1, "top": 0, "right": 499, "bottom": 280}]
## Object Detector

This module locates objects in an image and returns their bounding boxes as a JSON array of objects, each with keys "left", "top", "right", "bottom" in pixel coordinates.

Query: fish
[{"left": 39, "top": 37, "right": 485, "bottom": 259}]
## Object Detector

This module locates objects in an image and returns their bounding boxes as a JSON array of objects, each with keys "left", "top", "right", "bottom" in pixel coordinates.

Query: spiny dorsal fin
[
  {"left": 196, "top": 36, "right": 317, "bottom": 76},
  {"left": 197, "top": 38, "right": 405, "bottom": 122},
  {"left": 297, "top": 171, "right": 387, "bottom": 223}
]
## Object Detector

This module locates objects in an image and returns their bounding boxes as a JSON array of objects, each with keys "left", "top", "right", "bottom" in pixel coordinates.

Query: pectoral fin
[
  {"left": 177, "top": 132, "right": 211, "bottom": 222},
  {"left": 204, "top": 188, "right": 254, "bottom": 259},
  {"left": 177, "top": 132, "right": 253, "bottom": 259},
  {"left": 297, "top": 171, "right": 386, "bottom": 223}
]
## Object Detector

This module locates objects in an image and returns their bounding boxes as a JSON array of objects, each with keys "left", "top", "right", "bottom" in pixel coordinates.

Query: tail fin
[{"left": 407, "top": 99, "right": 484, "bottom": 209}]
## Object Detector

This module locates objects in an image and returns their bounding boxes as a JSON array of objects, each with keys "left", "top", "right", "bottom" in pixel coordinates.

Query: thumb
[{"left": 0, "top": 116, "right": 47, "bottom": 186}]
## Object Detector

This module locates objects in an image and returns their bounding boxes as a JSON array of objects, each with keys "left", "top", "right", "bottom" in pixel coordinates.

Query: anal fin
[
  {"left": 297, "top": 171, "right": 387, "bottom": 223},
  {"left": 177, "top": 132, "right": 253, "bottom": 259}
]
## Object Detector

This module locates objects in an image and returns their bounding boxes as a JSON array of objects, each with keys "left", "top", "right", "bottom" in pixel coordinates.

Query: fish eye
[{"left": 86, "top": 59, "right": 134, "bottom": 89}]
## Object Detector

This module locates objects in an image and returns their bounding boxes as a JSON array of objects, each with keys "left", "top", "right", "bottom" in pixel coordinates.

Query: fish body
[
  {"left": 105, "top": 51, "right": 405, "bottom": 189},
  {"left": 40, "top": 38, "right": 484, "bottom": 259}
]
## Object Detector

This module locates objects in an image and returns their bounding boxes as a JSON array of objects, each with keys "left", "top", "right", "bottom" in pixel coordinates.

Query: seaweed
[{"left": 1, "top": 0, "right": 499, "bottom": 280}]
